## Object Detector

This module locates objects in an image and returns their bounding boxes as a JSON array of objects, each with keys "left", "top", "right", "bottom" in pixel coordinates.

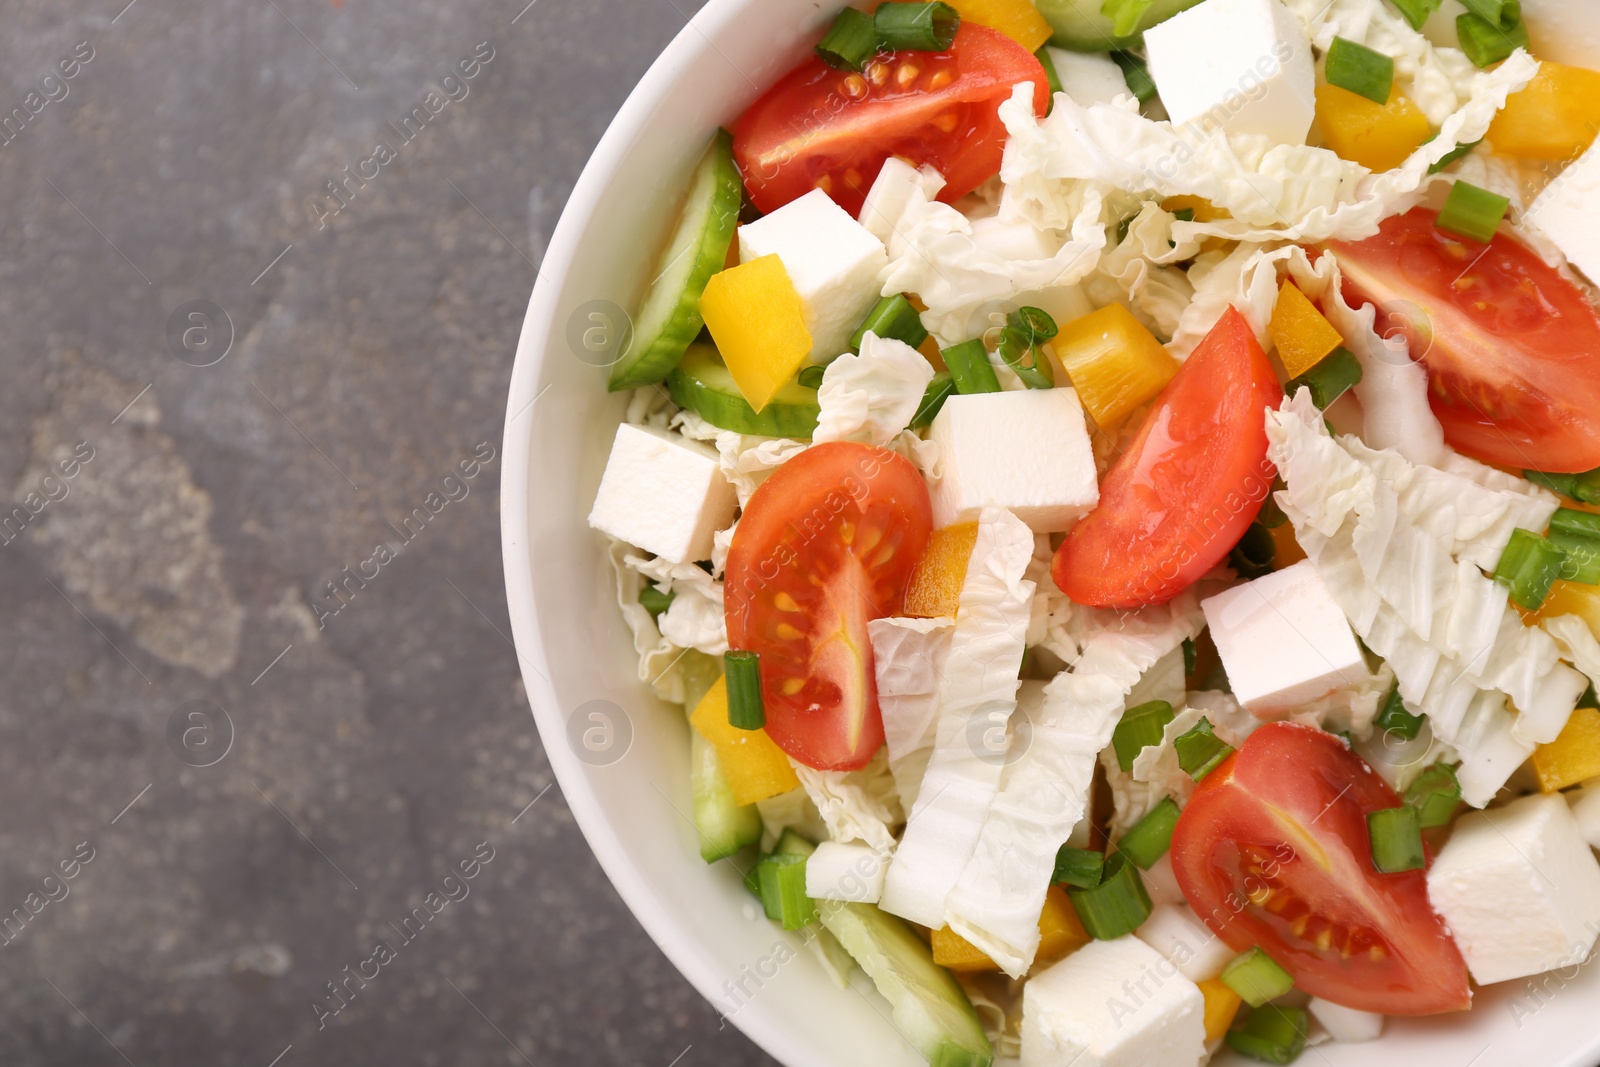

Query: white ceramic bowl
[{"left": 500, "top": 3, "right": 1600, "bottom": 1063}]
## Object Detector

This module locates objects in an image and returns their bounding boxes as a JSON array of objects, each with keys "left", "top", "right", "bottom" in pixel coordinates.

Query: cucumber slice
[
  {"left": 1035, "top": 0, "right": 1202, "bottom": 51},
  {"left": 609, "top": 130, "right": 743, "bottom": 391},
  {"left": 667, "top": 345, "right": 820, "bottom": 439},
  {"left": 681, "top": 651, "right": 761, "bottom": 862},
  {"left": 817, "top": 902, "right": 994, "bottom": 1067}
]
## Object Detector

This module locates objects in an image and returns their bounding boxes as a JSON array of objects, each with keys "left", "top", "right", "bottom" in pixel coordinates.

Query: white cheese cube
[
  {"left": 1527, "top": 140, "right": 1600, "bottom": 285},
  {"left": 1143, "top": 0, "right": 1316, "bottom": 146},
  {"left": 1141, "top": 851, "right": 1188, "bottom": 908},
  {"left": 804, "top": 841, "right": 886, "bottom": 903},
  {"left": 738, "top": 188, "right": 888, "bottom": 364},
  {"left": 1201, "top": 560, "right": 1367, "bottom": 717},
  {"left": 587, "top": 424, "right": 737, "bottom": 564},
  {"left": 1045, "top": 47, "right": 1131, "bottom": 108},
  {"left": 1307, "top": 998, "right": 1383, "bottom": 1043},
  {"left": 1021, "top": 936, "right": 1206, "bottom": 1067},
  {"left": 1427, "top": 792, "right": 1600, "bottom": 986},
  {"left": 928, "top": 390, "right": 1100, "bottom": 532},
  {"left": 1569, "top": 778, "right": 1600, "bottom": 850},
  {"left": 1135, "top": 903, "right": 1235, "bottom": 982}
]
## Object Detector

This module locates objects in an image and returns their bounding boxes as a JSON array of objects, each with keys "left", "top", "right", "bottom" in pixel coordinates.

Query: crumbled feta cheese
[
  {"left": 1569, "top": 779, "right": 1600, "bottom": 850},
  {"left": 804, "top": 841, "right": 887, "bottom": 903},
  {"left": 1201, "top": 560, "right": 1368, "bottom": 718},
  {"left": 738, "top": 188, "right": 888, "bottom": 364},
  {"left": 928, "top": 390, "right": 1100, "bottom": 532},
  {"left": 588, "top": 423, "right": 738, "bottom": 564},
  {"left": 1044, "top": 48, "right": 1131, "bottom": 108},
  {"left": 1526, "top": 139, "right": 1600, "bottom": 286},
  {"left": 1021, "top": 936, "right": 1206, "bottom": 1067},
  {"left": 1144, "top": 0, "right": 1317, "bottom": 146},
  {"left": 1136, "top": 903, "right": 1235, "bottom": 982},
  {"left": 1308, "top": 998, "right": 1384, "bottom": 1043},
  {"left": 1427, "top": 792, "right": 1600, "bottom": 985}
]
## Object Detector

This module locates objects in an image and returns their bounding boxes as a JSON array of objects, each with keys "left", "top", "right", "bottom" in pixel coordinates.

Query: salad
[{"left": 583, "top": 0, "right": 1600, "bottom": 1062}]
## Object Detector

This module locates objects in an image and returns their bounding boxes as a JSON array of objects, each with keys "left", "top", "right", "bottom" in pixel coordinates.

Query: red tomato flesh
[
  {"left": 1052, "top": 306, "right": 1282, "bottom": 608},
  {"left": 731, "top": 24, "right": 1049, "bottom": 217},
  {"left": 724, "top": 442, "right": 932, "bottom": 771},
  {"left": 1172, "top": 722, "right": 1471, "bottom": 1016},
  {"left": 1327, "top": 206, "right": 1600, "bottom": 473}
]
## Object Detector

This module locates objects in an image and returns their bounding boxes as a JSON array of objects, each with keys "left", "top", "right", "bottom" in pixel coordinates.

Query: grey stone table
[{"left": 0, "top": 1, "right": 776, "bottom": 1063}]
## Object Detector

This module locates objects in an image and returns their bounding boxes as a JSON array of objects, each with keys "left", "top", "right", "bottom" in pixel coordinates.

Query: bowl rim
[{"left": 498, "top": 2, "right": 814, "bottom": 1063}]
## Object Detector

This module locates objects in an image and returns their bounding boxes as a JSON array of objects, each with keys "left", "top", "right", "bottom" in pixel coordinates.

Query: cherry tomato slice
[
  {"left": 1327, "top": 206, "right": 1600, "bottom": 473},
  {"left": 731, "top": 24, "right": 1049, "bottom": 217},
  {"left": 724, "top": 442, "right": 932, "bottom": 771},
  {"left": 1171, "top": 722, "right": 1471, "bottom": 1016},
  {"left": 1052, "top": 306, "right": 1282, "bottom": 608}
]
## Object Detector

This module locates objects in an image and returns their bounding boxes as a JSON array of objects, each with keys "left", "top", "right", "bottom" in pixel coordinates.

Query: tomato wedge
[
  {"left": 1052, "top": 306, "right": 1281, "bottom": 608},
  {"left": 1171, "top": 722, "right": 1471, "bottom": 1016},
  {"left": 731, "top": 24, "right": 1049, "bottom": 217},
  {"left": 1327, "top": 206, "right": 1600, "bottom": 473},
  {"left": 724, "top": 442, "right": 932, "bottom": 771}
]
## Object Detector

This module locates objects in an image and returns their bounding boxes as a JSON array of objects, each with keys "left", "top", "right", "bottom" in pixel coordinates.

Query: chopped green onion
[
  {"left": 996, "top": 306, "right": 1058, "bottom": 389},
  {"left": 744, "top": 856, "right": 766, "bottom": 898},
  {"left": 1100, "top": 0, "right": 1155, "bottom": 37},
  {"left": 1428, "top": 137, "right": 1481, "bottom": 174},
  {"left": 1325, "top": 37, "right": 1394, "bottom": 104},
  {"left": 942, "top": 339, "right": 1002, "bottom": 395},
  {"left": 1460, "top": 0, "right": 1518, "bottom": 24},
  {"left": 1113, "top": 699, "right": 1175, "bottom": 772},
  {"left": 1172, "top": 207, "right": 1196, "bottom": 223},
  {"left": 1222, "top": 947, "right": 1294, "bottom": 1008},
  {"left": 1229, "top": 523, "right": 1276, "bottom": 580},
  {"left": 873, "top": 2, "right": 961, "bottom": 52},
  {"left": 1226, "top": 1006, "right": 1310, "bottom": 1065},
  {"left": 851, "top": 293, "right": 929, "bottom": 352},
  {"left": 724, "top": 650, "right": 766, "bottom": 730},
  {"left": 797, "top": 365, "right": 826, "bottom": 389},
  {"left": 1375, "top": 682, "right": 1424, "bottom": 740},
  {"left": 1110, "top": 50, "right": 1157, "bottom": 104},
  {"left": 639, "top": 582, "right": 676, "bottom": 619},
  {"left": 1493, "top": 527, "right": 1568, "bottom": 611},
  {"left": 1549, "top": 507, "right": 1600, "bottom": 585},
  {"left": 756, "top": 853, "right": 817, "bottom": 929},
  {"left": 1118, "top": 797, "right": 1180, "bottom": 869},
  {"left": 1525, "top": 467, "right": 1600, "bottom": 505},
  {"left": 1405, "top": 763, "right": 1462, "bottom": 829},
  {"left": 1067, "top": 851, "right": 1152, "bottom": 940},
  {"left": 1036, "top": 46, "right": 1063, "bottom": 98},
  {"left": 1052, "top": 845, "right": 1106, "bottom": 890},
  {"left": 1175, "top": 717, "right": 1234, "bottom": 781},
  {"left": 815, "top": 7, "right": 878, "bottom": 71},
  {"left": 1368, "top": 805, "right": 1426, "bottom": 873},
  {"left": 1285, "top": 346, "right": 1363, "bottom": 410},
  {"left": 1457, "top": 11, "right": 1530, "bottom": 69},
  {"left": 1257, "top": 478, "right": 1289, "bottom": 528},
  {"left": 910, "top": 371, "right": 956, "bottom": 429},
  {"left": 1182, "top": 637, "right": 1197, "bottom": 677},
  {"left": 1437, "top": 180, "right": 1510, "bottom": 242},
  {"left": 1386, "top": 0, "right": 1441, "bottom": 30}
]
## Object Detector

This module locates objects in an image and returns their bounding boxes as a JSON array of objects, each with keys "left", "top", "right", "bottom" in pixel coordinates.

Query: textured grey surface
[{"left": 0, "top": 1, "right": 776, "bottom": 1064}]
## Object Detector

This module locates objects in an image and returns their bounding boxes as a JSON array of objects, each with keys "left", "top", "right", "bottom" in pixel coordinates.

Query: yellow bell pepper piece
[
  {"left": 1532, "top": 580, "right": 1600, "bottom": 638},
  {"left": 1036, "top": 886, "right": 1091, "bottom": 964},
  {"left": 1198, "top": 977, "right": 1243, "bottom": 1042},
  {"left": 698, "top": 254, "right": 812, "bottom": 412},
  {"left": 1269, "top": 522, "right": 1308, "bottom": 569},
  {"left": 1160, "top": 195, "right": 1230, "bottom": 223},
  {"left": 1053, "top": 303, "right": 1179, "bottom": 430},
  {"left": 947, "top": 0, "right": 1052, "bottom": 52},
  {"left": 1532, "top": 706, "right": 1600, "bottom": 793},
  {"left": 1268, "top": 280, "right": 1345, "bottom": 379},
  {"left": 904, "top": 522, "right": 979, "bottom": 619},
  {"left": 1315, "top": 83, "right": 1431, "bottom": 174},
  {"left": 1488, "top": 61, "right": 1600, "bottom": 161},
  {"left": 689, "top": 676, "right": 800, "bottom": 805},
  {"left": 931, "top": 887, "right": 1089, "bottom": 972}
]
